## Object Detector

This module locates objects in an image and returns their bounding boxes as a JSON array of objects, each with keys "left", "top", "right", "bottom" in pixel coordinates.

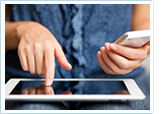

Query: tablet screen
[{"left": 10, "top": 80, "right": 130, "bottom": 95}]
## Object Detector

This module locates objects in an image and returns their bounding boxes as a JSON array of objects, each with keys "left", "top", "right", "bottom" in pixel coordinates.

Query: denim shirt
[{"left": 6, "top": 4, "right": 145, "bottom": 93}]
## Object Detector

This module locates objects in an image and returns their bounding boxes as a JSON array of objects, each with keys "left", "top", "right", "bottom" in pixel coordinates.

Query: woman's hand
[
  {"left": 97, "top": 42, "right": 150, "bottom": 75},
  {"left": 17, "top": 22, "right": 72, "bottom": 85}
]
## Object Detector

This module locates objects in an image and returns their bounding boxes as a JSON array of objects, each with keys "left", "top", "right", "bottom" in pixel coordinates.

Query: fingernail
[
  {"left": 45, "top": 79, "right": 51, "bottom": 86},
  {"left": 66, "top": 63, "right": 72, "bottom": 70},
  {"left": 97, "top": 51, "right": 101, "bottom": 55},
  {"left": 100, "top": 47, "right": 105, "bottom": 53},
  {"left": 105, "top": 43, "right": 110, "bottom": 50},
  {"left": 110, "top": 44, "right": 117, "bottom": 50},
  {"left": 68, "top": 63, "right": 72, "bottom": 69}
]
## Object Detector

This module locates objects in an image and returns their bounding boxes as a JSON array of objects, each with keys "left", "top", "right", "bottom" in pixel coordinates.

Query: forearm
[
  {"left": 131, "top": 4, "right": 150, "bottom": 31},
  {"left": 5, "top": 21, "right": 28, "bottom": 50},
  {"left": 131, "top": 4, "right": 150, "bottom": 54}
]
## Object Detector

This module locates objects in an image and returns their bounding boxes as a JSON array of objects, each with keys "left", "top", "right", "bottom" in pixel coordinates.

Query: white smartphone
[
  {"left": 115, "top": 30, "right": 150, "bottom": 48},
  {"left": 5, "top": 78, "right": 145, "bottom": 102}
]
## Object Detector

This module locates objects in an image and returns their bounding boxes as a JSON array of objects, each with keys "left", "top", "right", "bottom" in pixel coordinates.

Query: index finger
[{"left": 44, "top": 44, "right": 55, "bottom": 86}]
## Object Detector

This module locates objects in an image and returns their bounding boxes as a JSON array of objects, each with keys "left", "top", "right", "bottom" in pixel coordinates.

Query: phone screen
[{"left": 10, "top": 80, "right": 130, "bottom": 95}]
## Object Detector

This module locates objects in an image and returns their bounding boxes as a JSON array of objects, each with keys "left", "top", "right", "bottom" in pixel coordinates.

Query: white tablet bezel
[{"left": 5, "top": 78, "right": 146, "bottom": 101}]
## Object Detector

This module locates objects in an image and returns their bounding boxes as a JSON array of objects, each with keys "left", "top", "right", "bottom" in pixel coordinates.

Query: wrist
[
  {"left": 16, "top": 21, "right": 41, "bottom": 40},
  {"left": 16, "top": 21, "right": 32, "bottom": 40}
]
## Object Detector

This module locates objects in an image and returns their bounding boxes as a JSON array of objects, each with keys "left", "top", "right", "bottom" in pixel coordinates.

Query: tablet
[
  {"left": 5, "top": 78, "right": 145, "bottom": 101},
  {"left": 115, "top": 30, "right": 150, "bottom": 48}
]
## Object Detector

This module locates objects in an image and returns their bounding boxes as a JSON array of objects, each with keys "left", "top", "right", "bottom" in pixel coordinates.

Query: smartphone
[{"left": 115, "top": 30, "right": 150, "bottom": 48}]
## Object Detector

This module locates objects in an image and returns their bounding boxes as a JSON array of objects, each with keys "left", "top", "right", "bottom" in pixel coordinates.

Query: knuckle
[
  {"left": 24, "top": 45, "right": 31, "bottom": 53},
  {"left": 44, "top": 40, "right": 53, "bottom": 50},
  {"left": 44, "top": 39, "right": 51, "bottom": 45},
  {"left": 33, "top": 42, "right": 42, "bottom": 50}
]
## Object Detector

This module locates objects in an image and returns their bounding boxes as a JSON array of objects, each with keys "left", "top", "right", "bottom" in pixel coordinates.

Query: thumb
[{"left": 54, "top": 43, "right": 72, "bottom": 70}]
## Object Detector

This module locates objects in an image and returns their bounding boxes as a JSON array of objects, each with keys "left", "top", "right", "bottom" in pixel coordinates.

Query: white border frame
[{"left": 1, "top": 1, "right": 153, "bottom": 113}]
